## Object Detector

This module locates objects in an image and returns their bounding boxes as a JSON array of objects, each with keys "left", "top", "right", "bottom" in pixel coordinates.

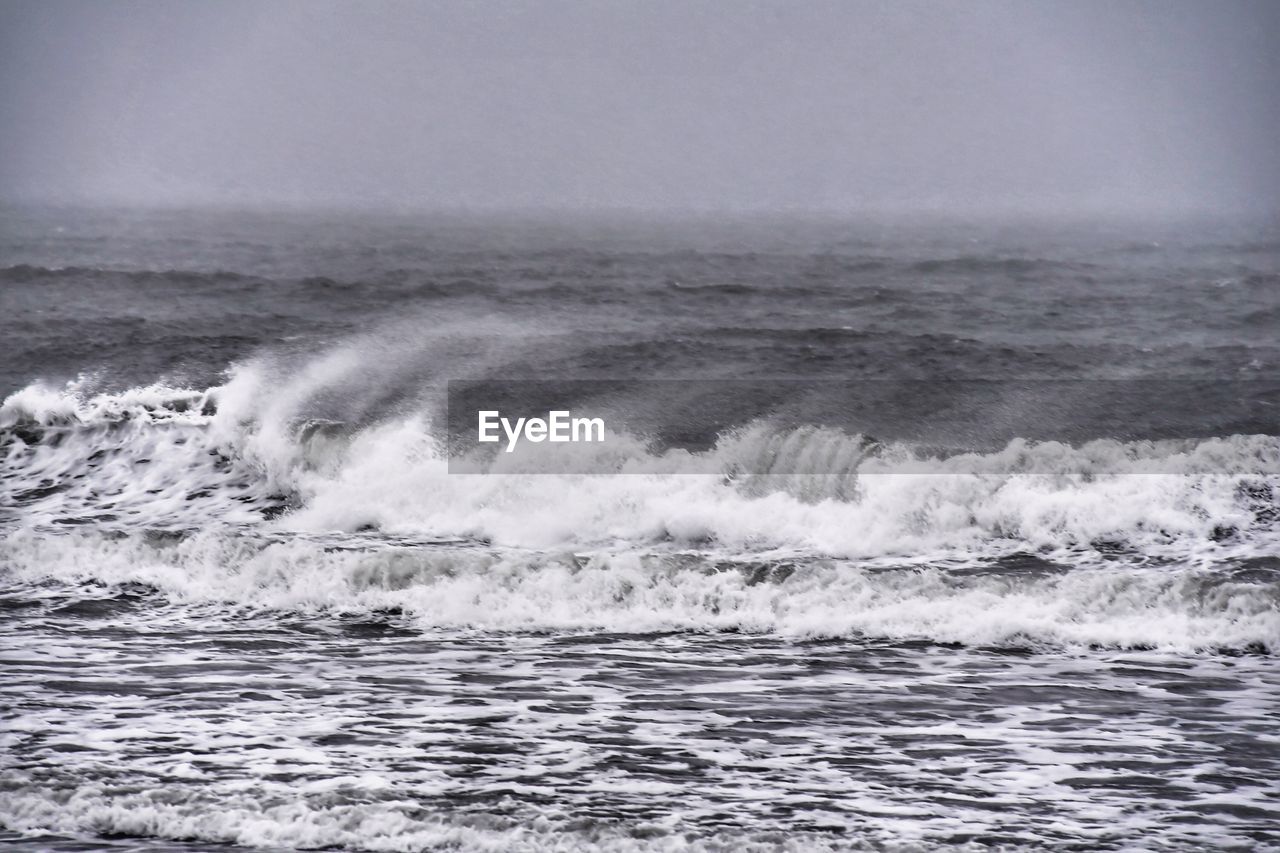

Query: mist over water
[{"left": 1, "top": 0, "right": 1278, "bottom": 214}]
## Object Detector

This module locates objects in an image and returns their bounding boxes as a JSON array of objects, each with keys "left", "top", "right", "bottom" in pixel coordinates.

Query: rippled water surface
[{"left": 3, "top": 582, "right": 1278, "bottom": 851}]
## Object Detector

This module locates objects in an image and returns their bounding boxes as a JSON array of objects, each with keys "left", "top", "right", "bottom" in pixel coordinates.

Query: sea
[{"left": 1, "top": 204, "right": 1278, "bottom": 851}]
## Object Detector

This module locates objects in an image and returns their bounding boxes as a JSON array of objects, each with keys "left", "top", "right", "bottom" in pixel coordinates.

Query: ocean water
[{"left": 1, "top": 205, "right": 1279, "bottom": 851}]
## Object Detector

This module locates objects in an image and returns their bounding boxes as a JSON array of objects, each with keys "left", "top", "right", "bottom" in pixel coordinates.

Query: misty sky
[{"left": 1, "top": 0, "right": 1277, "bottom": 213}]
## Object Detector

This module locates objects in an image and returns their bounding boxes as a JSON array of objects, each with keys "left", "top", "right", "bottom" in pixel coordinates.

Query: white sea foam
[
  {"left": 1, "top": 530, "right": 1275, "bottom": 651},
  {"left": 3, "top": 366, "right": 1278, "bottom": 651},
  {"left": 3, "top": 368, "right": 1278, "bottom": 558},
  {"left": 0, "top": 787, "right": 866, "bottom": 852}
]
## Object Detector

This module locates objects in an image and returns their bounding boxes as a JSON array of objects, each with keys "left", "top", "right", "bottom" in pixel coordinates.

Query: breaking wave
[
  {"left": 3, "top": 364, "right": 1278, "bottom": 555},
  {"left": 2, "top": 351, "right": 1278, "bottom": 652},
  {"left": 2, "top": 529, "right": 1277, "bottom": 652}
]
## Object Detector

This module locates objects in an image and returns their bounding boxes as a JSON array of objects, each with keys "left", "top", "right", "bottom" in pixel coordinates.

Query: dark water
[
  {"left": 1, "top": 205, "right": 1278, "bottom": 850},
  {"left": 4, "top": 206, "right": 1279, "bottom": 397}
]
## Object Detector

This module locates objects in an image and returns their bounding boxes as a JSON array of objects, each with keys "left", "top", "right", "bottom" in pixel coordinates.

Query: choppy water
[{"left": 1, "top": 205, "right": 1278, "bottom": 850}]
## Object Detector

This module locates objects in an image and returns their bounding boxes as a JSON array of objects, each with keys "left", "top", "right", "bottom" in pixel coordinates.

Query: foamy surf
[
  {"left": 4, "top": 370, "right": 1278, "bottom": 556},
  {"left": 1, "top": 529, "right": 1277, "bottom": 652},
  {"left": 4, "top": 364, "right": 1278, "bottom": 657}
]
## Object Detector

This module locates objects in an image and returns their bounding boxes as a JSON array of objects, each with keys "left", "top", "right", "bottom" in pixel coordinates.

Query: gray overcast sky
[{"left": 1, "top": 0, "right": 1277, "bottom": 213}]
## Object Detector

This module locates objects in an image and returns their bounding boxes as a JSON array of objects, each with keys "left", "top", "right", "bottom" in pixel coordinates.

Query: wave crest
[{"left": 2, "top": 370, "right": 1278, "bottom": 558}]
